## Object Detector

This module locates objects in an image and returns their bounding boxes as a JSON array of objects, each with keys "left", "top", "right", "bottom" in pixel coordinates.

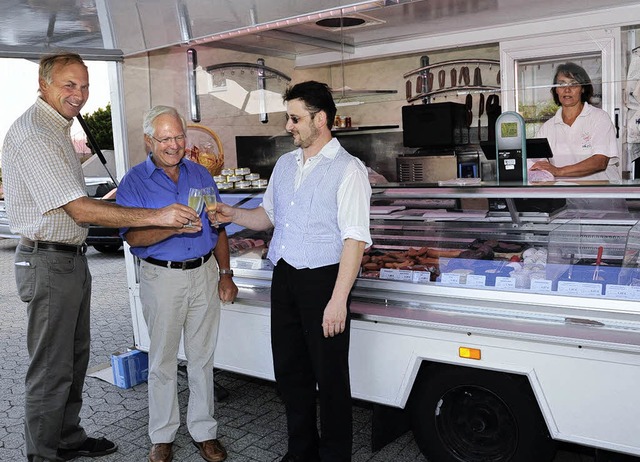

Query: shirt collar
[
  {"left": 553, "top": 101, "right": 592, "bottom": 124},
  {"left": 294, "top": 137, "right": 340, "bottom": 164},
  {"left": 142, "top": 153, "right": 186, "bottom": 179},
  {"left": 36, "top": 97, "right": 74, "bottom": 131}
]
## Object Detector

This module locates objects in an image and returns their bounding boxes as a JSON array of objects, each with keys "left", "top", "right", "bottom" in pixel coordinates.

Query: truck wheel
[{"left": 407, "top": 363, "right": 556, "bottom": 462}]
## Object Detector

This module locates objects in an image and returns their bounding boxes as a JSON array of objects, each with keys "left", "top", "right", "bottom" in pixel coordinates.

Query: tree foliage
[{"left": 83, "top": 103, "right": 114, "bottom": 150}]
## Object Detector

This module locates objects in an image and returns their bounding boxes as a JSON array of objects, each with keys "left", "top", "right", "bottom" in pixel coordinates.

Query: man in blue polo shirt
[{"left": 116, "top": 105, "right": 237, "bottom": 462}]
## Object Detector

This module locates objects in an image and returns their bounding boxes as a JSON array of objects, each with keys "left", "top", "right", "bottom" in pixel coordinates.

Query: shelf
[
  {"left": 406, "top": 85, "right": 500, "bottom": 103},
  {"left": 332, "top": 124, "right": 399, "bottom": 133}
]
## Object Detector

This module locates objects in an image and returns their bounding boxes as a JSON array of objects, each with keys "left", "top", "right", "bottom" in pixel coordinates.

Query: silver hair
[{"left": 142, "top": 105, "right": 187, "bottom": 137}]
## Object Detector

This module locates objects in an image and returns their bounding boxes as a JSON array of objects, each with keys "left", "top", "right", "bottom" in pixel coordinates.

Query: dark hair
[
  {"left": 283, "top": 81, "right": 337, "bottom": 129},
  {"left": 39, "top": 52, "right": 87, "bottom": 84},
  {"left": 551, "top": 62, "right": 594, "bottom": 105}
]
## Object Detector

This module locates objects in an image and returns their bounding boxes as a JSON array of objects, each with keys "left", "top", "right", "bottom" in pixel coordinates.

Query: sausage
[
  {"left": 426, "top": 248, "right": 462, "bottom": 258},
  {"left": 363, "top": 262, "right": 382, "bottom": 271}
]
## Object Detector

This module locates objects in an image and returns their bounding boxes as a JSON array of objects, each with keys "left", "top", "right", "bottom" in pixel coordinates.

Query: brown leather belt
[
  {"left": 19, "top": 237, "right": 87, "bottom": 255},
  {"left": 143, "top": 250, "right": 213, "bottom": 270}
]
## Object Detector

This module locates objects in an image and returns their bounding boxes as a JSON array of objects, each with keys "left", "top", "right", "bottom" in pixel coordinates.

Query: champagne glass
[
  {"left": 201, "top": 186, "right": 220, "bottom": 227},
  {"left": 186, "top": 187, "right": 203, "bottom": 227}
]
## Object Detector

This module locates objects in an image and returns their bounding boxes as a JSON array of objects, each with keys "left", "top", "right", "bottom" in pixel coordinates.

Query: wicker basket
[{"left": 185, "top": 124, "right": 224, "bottom": 176}]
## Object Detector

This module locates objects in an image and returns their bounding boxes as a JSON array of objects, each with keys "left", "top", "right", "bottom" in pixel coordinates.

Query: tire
[
  {"left": 407, "top": 363, "right": 556, "bottom": 462},
  {"left": 93, "top": 243, "right": 122, "bottom": 253}
]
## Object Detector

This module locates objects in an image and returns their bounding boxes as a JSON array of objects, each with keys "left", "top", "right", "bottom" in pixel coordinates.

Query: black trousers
[{"left": 271, "top": 260, "right": 352, "bottom": 462}]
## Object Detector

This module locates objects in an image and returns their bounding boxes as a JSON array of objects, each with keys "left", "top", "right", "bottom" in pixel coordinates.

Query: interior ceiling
[{"left": 0, "top": 0, "right": 639, "bottom": 59}]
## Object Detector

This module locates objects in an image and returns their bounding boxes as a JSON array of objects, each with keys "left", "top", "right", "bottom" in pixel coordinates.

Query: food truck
[{"left": 3, "top": 1, "right": 640, "bottom": 461}]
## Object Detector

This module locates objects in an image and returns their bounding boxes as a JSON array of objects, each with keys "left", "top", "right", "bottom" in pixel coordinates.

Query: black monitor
[{"left": 480, "top": 138, "right": 553, "bottom": 160}]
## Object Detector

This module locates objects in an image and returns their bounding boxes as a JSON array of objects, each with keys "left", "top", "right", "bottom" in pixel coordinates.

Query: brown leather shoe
[
  {"left": 193, "top": 439, "right": 227, "bottom": 462},
  {"left": 149, "top": 442, "right": 173, "bottom": 462}
]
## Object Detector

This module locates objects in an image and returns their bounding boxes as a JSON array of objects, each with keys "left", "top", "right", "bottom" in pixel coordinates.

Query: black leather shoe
[
  {"left": 280, "top": 453, "right": 320, "bottom": 462},
  {"left": 280, "top": 454, "right": 301, "bottom": 462},
  {"left": 58, "top": 436, "right": 117, "bottom": 460}
]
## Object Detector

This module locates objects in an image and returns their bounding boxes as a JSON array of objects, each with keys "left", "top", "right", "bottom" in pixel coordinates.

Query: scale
[{"left": 494, "top": 111, "right": 527, "bottom": 184}]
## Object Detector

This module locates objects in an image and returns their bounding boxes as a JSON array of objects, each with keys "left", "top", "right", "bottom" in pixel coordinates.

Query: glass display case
[{"left": 227, "top": 182, "right": 640, "bottom": 304}]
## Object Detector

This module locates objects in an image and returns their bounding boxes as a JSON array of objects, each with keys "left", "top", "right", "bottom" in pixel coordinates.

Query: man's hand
[
  {"left": 156, "top": 203, "right": 201, "bottom": 228},
  {"left": 215, "top": 202, "right": 236, "bottom": 224},
  {"left": 218, "top": 276, "right": 238, "bottom": 303},
  {"left": 322, "top": 299, "right": 347, "bottom": 338}
]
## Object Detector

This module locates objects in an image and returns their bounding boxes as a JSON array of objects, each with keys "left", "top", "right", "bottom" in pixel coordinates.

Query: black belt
[
  {"left": 143, "top": 250, "right": 213, "bottom": 270},
  {"left": 19, "top": 237, "right": 87, "bottom": 255}
]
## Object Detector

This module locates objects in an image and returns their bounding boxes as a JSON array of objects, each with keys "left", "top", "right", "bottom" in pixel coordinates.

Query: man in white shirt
[{"left": 215, "top": 81, "right": 372, "bottom": 462}]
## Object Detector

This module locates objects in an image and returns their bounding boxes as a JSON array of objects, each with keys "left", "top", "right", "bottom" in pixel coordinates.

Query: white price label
[
  {"left": 440, "top": 273, "right": 462, "bottom": 285},
  {"left": 412, "top": 271, "right": 431, "bottom": 283},
  {"left": 557, "top": 281, "right": 602, "bottom": 297},
  {"left": 495, "top": 277, "right": 516, "bottom": 289},
  {"left": 605, "top": 284, "right": 640, "bottom": 300},
  {"left": 379, "top": 269, "right": 413, "bottom": 281},
  {"left": 466, "top": 274, "right": 486, "bottom": 287},
  {"left": 530, "top": 279, "right": 553, "bottom": 292}
]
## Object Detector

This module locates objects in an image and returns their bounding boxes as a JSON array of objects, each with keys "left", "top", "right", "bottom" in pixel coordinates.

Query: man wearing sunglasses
[{"left": 215, "top": 81, "right": 372, "bottom": 462}]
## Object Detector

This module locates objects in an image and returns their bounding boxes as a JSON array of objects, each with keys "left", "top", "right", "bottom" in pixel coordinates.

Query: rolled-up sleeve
[{"left": 337, "top": 158, "right": 372, "bottom": 247}]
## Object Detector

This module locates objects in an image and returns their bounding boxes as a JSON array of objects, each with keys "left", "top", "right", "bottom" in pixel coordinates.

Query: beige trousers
[{"left": 139, "top": 257, "right": 221, "bottom": 443}]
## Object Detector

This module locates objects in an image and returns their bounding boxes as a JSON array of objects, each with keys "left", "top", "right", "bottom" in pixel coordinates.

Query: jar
[
  {"left": 245, "top": 173, "right": 260, "bottom": 181},
  {"left": 235, "top": 167, "right": 251, "bottom": 176},
  {"left": 213, "top": 175, "right": 226, "bottom": 183},
  {"left": 226, "top": 175, "right": 243, "bottom": 183},
  {"left": 252, "top": 179, "right": 268, "bottom": 187},
  {"left": 220, "top": 168, "right": 234, "bottom": 176},
  {"left": 235, "top": 180, "right": 252, "bottom": 189}
]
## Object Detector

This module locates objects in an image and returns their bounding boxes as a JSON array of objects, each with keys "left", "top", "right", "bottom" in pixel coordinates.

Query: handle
[{"left": 596, "top": 246, "right": 604, "bottom": 266}]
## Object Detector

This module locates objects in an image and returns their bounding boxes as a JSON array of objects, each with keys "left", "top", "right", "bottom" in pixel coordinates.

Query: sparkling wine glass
[
  {"left": 186, "top": 187, "right": 203, "bottom": 227},
  {"left": 201, "top": 186, "right": 220, "bottom": 227}
]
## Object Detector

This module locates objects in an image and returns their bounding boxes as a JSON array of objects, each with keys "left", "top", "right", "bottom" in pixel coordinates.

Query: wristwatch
[{"left": 219, "top": 268, "right": 234, "bottom": 277}]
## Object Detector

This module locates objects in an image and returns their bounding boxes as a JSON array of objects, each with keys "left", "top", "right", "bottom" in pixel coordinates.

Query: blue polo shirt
[{"left": 116, "top": 154, "right": 220, "bottom": 261}]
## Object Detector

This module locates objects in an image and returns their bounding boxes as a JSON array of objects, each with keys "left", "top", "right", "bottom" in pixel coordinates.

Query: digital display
[{"left": 501, "top": 122, "right": 518, "bottom": 138}]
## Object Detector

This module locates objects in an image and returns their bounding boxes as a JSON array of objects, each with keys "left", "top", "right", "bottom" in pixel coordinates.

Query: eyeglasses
[
  {"left": 285, "top": 112, "right": 317, "bottom": 124},
  {"left": 555, "top": 80, "right": 582, "bottom": 88},
  {"left": 151, "top": 134, "right": 186, "bottom": 144}
]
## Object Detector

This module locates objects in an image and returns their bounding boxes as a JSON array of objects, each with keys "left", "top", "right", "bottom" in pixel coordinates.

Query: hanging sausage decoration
[
  {"left": 427, "top": 72, "right": 434, "bottom": 93},
  {"left": 459, "top": 66, "right": 471, "bottom": 86},
  {"left": 406, "top": 80, "right": 412, "bottom": 100},
  {"left": 478, "top": 93, "right": 485, "bottom": 142},
  {"left": 450, "top": 68, "right": 457, "bottom": 88},
  {"left": 473, "top": 66, "right": 483, "bottom": 86},
  {"left": 438, "top": 69, "right": 446, "bottom": 89}
]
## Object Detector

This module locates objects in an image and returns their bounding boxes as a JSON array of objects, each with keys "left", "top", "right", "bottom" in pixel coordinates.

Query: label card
[
  {"left": 495, "top": 277, "right": 516, "bottom": 289},
  {"left": 466, "top": 274, "right": 487, "bottom": 287},
  {"left": 557, "top": 281, "right": 602, "bottom": 297},
  {"left": 440, "top": 273, "right": 462, "bottom": 285},
  {"left": 530, "top": 279, "right": 553, "bottom": 292},
  {"left": 605, "top": 284, "right": 640, "bottom": 300}
]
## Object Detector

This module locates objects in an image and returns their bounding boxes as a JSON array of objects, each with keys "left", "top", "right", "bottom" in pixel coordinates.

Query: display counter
[{"left": 226, "top": 182, "right": 640, "bottom": 344}]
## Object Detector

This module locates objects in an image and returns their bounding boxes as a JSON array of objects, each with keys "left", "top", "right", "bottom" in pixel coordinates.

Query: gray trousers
[
  {"left": 139, "top": 257, "right": 221, "bottom": 443},
  {"left": 15, "top": 245, "right": 91, "bottom": 462}
]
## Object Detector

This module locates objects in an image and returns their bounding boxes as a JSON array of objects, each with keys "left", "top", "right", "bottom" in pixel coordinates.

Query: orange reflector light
[{"left": 459, "top": 347, "right": 481, "bottom": 360}]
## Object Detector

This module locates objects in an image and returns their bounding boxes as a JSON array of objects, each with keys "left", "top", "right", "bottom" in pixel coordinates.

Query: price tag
[
  {"left": 466, "top": 274, "right": 486, "bottom": 287},
  {"left": 440, "top": 273, "right": 462, "bottom": 285},
  {"left": 530, "top": 279, "right": 553, "bottom": 292},
  {"left": 557, "top": 281, "right": 602, "bottom": 297},
  {"left": 495, "top": 277, "right": 516, "bottom": 289},
  {"left": 412, "top": 271, "right": 431, "bottom": 283},
  {"left": 605, "top": 284, "right": 640, "bottom": 300},
  {"left": 379, "top": 268, "right": 413, "bottom": 281}
]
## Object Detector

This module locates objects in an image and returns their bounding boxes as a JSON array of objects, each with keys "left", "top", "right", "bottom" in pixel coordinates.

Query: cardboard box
[{"left": 111, "top": 350, "right": 148, "bottom": 389}]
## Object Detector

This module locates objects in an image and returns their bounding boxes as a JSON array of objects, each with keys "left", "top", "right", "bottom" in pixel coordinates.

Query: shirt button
[
  {"left": 281, "top": 245, "right": 285, "bottom": 249},
  {"left": 290, "top": 201, "right": 294, "bottom": 205},
  {"left": 285, "top": 223, "right": 289, "bottom": 227}
]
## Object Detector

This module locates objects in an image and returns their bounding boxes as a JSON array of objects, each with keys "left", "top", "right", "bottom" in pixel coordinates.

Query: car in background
[{"left": 0, "top": 178, "right": 123, "bottom": 254}]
